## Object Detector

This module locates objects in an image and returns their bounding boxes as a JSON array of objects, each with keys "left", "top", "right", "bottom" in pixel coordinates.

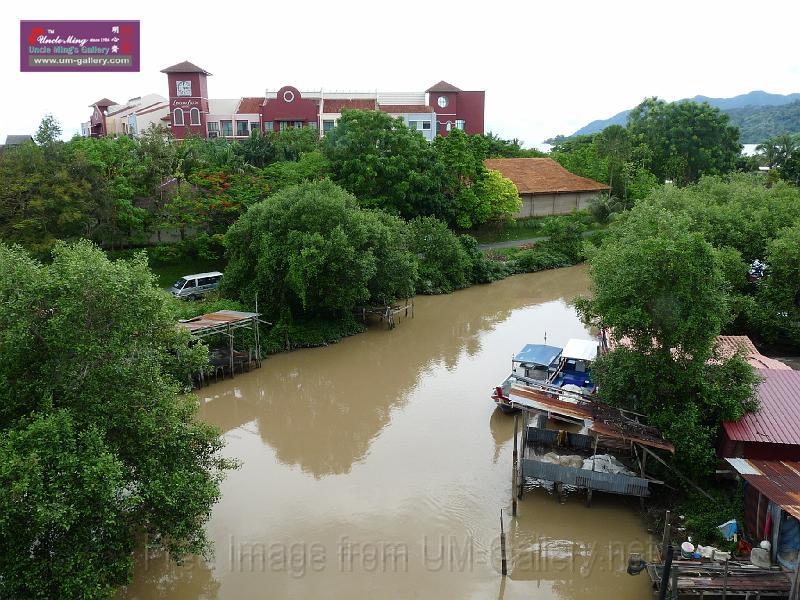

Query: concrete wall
[{"left": 513, "top": 191, "right": 601, "bottom": 218}]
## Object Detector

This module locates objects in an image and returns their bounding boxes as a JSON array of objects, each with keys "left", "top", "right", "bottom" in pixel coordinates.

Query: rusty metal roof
[
  {"left": 723, "top": 369, "right": 800, "bottom": 445},
  {"left": 508, "top": 384, "right": 675, "bottom": 453},
  {"left": 716, "top": 336, "right": 792, "bottom": 370},
  {"left": 177, "top": 310, "right": 259, "bottom": 337},
  {"left": 726, "top": 458, "right": 800, "bottom": 520}
]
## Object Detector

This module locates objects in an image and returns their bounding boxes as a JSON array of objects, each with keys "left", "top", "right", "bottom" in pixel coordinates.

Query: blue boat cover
[{"left": 513, "top": 344, "right": 562, "bottom": 367}]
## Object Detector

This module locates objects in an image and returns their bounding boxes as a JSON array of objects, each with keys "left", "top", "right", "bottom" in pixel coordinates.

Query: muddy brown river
[{"left": 120, "top": 266, "right": 657, "bottom": 599}]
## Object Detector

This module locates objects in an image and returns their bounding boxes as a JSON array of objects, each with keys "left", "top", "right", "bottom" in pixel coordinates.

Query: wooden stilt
[{"left": 512, "top": 413, "right": 519, "bottom": 516}]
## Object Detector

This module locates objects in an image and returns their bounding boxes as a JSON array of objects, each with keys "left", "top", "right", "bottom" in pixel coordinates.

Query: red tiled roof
[
  {"left": 485, "top": 158, "right": 610, "bottom": 194},
  {"left": 237, "top": 97, "right": 265, "bottom": 113},
  {"left": 726, "top": 458, "right": 800, "bottom": 520},
  {"left": 323, "top": 99, "right": 377, "bottom": 112},
  {"left": 379, "top": 104, "right": 435, "bottom": 114},
  {"left": 716, "top": 336, "right": 792, "bottom": 370},
  {"left": 723, "top": 370, "right": 800, "bottom": 445},
  {"left": 160, "top": 60, "right": 212, "bottom": 75},
  {"left": 426, "top": 80, "right": 461, "bottom": 93}
]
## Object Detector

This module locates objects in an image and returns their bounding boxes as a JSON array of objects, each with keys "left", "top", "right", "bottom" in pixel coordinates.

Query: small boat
[
  {"left": 492, "top": 344, "right": 563, "bottom": 414},
  {"left": 548, "top": 338, "right": 599, "bottom": 395}
]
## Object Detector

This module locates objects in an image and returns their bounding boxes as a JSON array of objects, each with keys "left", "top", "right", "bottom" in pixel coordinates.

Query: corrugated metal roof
[
  {"left": 177, "top": 310, "right": 259, "bottom": 336},
  {"left": 508, "top": 384, "right": 675, "bottom": 452},
  {"left": 723, "top": 369, "right": 800, "bottom": 445},
  {"left": 726, "top": 458, "right": 800, "bottom": 520}
]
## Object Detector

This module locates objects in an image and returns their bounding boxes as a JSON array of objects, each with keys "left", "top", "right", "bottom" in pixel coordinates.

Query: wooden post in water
[
  {"left": 661, "top": 510, "right": 672, "bottom": 562},
  {"left": 512, "top": 413, "right": 519, "bottom": 517},
  {"left": 228, "top": 323, "right": 234, "bottom": 377},
  {"left": 500, "top": 509, "right": 508, "bottom": 576}
]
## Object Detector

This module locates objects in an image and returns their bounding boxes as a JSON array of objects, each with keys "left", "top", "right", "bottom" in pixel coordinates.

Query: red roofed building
[
  {"left": 485, "top": 158, "right": 611, "bottom": 217},
  {"left": 720, "top": 369, "right": 800, "bottom": 461},
  {"left": 86, "top": 62, "right": 484, "bottom": 141}
]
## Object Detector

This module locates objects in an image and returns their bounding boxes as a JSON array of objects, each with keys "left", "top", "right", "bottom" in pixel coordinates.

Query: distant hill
[{"left": 550, "top": 91, "right": 800, "bottom": 144}]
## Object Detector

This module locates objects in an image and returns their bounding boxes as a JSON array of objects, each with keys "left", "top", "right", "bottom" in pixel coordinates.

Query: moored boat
[{"left": 492, "top": 344, "right": 562, "bottom": 413}]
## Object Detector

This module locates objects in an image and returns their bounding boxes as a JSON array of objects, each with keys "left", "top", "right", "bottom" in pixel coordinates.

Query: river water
[{"left": 120, "top": 265, "right": 657, "bottom": 599}]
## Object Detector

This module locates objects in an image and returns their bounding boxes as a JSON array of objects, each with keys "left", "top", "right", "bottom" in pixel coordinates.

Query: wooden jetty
[
  {"left": 647, "top": 560, "right": 794, "bottom": 598},
  {"left": 507, "top": 383, "right": 675, "bottom": 507},
  {"left": 359, "top": 298, "right": 414, "bottom": 330},
  {"left": 177, "top": 310, "right": 265, "bottom": 385}
]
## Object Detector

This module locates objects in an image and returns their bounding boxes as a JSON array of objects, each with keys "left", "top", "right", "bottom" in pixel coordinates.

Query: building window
[
  {"left": 173, "top": 108, "right": 185, "bottom": 127},
  {"left": 251, "top": 122, "right": 260, "bottom": 133},
  {"left": 263, "top": 121, "right": 273, "bottom": 132},
  {"left": 455, "top": 119, "right": 466, "bottom": 130},
  {"left": 308, "top": 121, "right": 317, "bottom": 130},
  {"left": 189, "top": 107, "right": 201, "bottom": 126},
  {"left": 221, "top": 120, "right": 233, "bottom": 136},
  {"left": 294, "top": 121, "right": 303, "bottom": 129},
  {"left": 236, "top": 120, "right": 249, "bottom": 136},
  {"left": 422, "top": 120, "right": 431, "bottom": 130},
  {"left": 207, "top": 121, "right": 219, "bottom": 132},
  {"left": 323, "top": 120, "right": 335, "bottom": 134},
  {"left": 408, "top": 120, "right": 419, "bottom": 130},
  {"left": 279, "top": 121, "right": 288, "bottom": 132}
]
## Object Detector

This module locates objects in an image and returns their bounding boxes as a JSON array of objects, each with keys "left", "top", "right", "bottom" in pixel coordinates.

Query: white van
[{"left": 169, "top": 271, "right": 223, "bottom": 299}]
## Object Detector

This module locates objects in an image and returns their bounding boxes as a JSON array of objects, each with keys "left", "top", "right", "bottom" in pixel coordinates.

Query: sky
[{"left": 3, "top": 0, "right": 800, "bottom": 147}]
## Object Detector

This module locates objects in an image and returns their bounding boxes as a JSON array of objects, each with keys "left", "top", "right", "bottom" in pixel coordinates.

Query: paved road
[{"left": 477, "top": 229, "right": 597, "bottom": 251}]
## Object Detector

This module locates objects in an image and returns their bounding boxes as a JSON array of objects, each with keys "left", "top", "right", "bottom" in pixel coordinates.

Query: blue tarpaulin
[{"left": 513, "top": 344, "right": 562, "bottom": 367}]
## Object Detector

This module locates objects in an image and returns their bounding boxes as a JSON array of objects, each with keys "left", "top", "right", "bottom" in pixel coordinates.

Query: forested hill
[
  {"left": 726, "top": 101, "right": 800, "bottom": 143},
  {"left": 550, "top": 91, "right": 800, "bottom": 143}
]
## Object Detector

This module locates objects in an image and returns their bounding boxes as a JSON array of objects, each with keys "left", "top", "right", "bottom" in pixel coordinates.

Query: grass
[{"left": 150, "top": 257, "right": 227, "bottom": 288}]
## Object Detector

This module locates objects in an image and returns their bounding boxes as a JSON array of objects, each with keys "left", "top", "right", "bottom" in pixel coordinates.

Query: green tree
[
  {"left": 0, "top": 241, "right": 234, "bottom": 598},
  {"left": 271, "top": 126, "right": 320, "bottom": 161},
  {"left": 754, "top": 225, "right": 800, "bottom": 346},
  {"left": 407, "top": 216, "right": 472, "bottom": 294},
  {"left": 575, "top": 206, "right": 759, "bottom": 476},
  {"left": 261, "top": 150, "right": 331, "bottom": 194},
  {"left": 627, "top": 98, "right": 741, "bottom": 184},
  {"left": 34, "top": 114, "right": 63, "bottom": 146},
  {"left": 222, "top": 180, "right": 416, "bottom": 321},
  {"left": 321, "top": 110, "right": 447, "bottom": 219},
  {"left": 474, "top": 168, "right": 522, "bottom": 222}
]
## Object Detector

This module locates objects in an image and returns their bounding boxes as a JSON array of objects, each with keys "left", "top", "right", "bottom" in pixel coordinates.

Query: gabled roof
[
  {"left": 324, "top": 99, "right": 377, "bottom": 112},
  {"left": 485, "top": 158, "right": 611, "bottom": 194},
  {"left": 160, "top": 60, "right": 212, "bottom": 75},
  {"left": 4, "top": 135, "right": 32, "bottom": 146},
  {"left": 379, "top": 104, "right": 436, "bottom": 114},
  {"left": 716, "top": 336, "right": 792, "bottom": 370},
  {"left": 237, "top": 97, "right": 265, "bottom": 113},
  {"left": 426, "top": 80, "right": 461, "bottom": 93},
  {"left": 90, "top": 98, "right": 116, "bottom": 107},
  {"left": 723, "top": 369, "right": 800, "bottom": 446}
]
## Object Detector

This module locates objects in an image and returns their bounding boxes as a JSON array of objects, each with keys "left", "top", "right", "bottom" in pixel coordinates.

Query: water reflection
[{"left": 201, "top": 266, "right": 591, "bottom": 478}]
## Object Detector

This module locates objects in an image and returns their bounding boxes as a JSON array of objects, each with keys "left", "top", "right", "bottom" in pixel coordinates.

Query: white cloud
[{"left": 3, "top": 0, "right": 800, "bottom": 146}]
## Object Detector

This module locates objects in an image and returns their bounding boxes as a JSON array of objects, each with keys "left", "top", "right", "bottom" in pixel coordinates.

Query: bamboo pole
[
  {"left": 500, "top": 509, "right": 507, "bottom": 576},
  {"left": 661, "top": 510, "right": 672, "bottom": 562},
  {"left": 512, "top": 413, "right": 519, "bottom": 516}
]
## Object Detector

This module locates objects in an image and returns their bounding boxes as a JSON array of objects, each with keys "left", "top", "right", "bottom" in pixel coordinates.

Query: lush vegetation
[
  {"left": 0, "top": 240, "right": 235, "bottom": 598},
  {"left": 727, "top": 100, "right": 800, "bottom": 144},
  {"left": 576, "top": 204, "right": 761, "bottom": 477}
]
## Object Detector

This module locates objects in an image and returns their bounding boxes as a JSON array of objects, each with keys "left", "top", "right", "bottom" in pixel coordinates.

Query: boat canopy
[
  {"left": 561, "top": 339, "right": 599, "bottom": 362},
  {"left": 513, "top": 344, "right": 562, "bottom": 367}
]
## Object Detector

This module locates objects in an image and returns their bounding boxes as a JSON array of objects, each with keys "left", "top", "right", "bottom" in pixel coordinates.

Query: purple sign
[{"left": 20, "top": 20, "right": 140, "bottom": 72}]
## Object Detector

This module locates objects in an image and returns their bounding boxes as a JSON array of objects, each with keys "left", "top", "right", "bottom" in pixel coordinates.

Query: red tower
[
  {"left": 160, "top": 60, "right": 212, "bottom": 139},
  {"left": 426, "top": 81, "right": 485, "bottom": 136}
]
